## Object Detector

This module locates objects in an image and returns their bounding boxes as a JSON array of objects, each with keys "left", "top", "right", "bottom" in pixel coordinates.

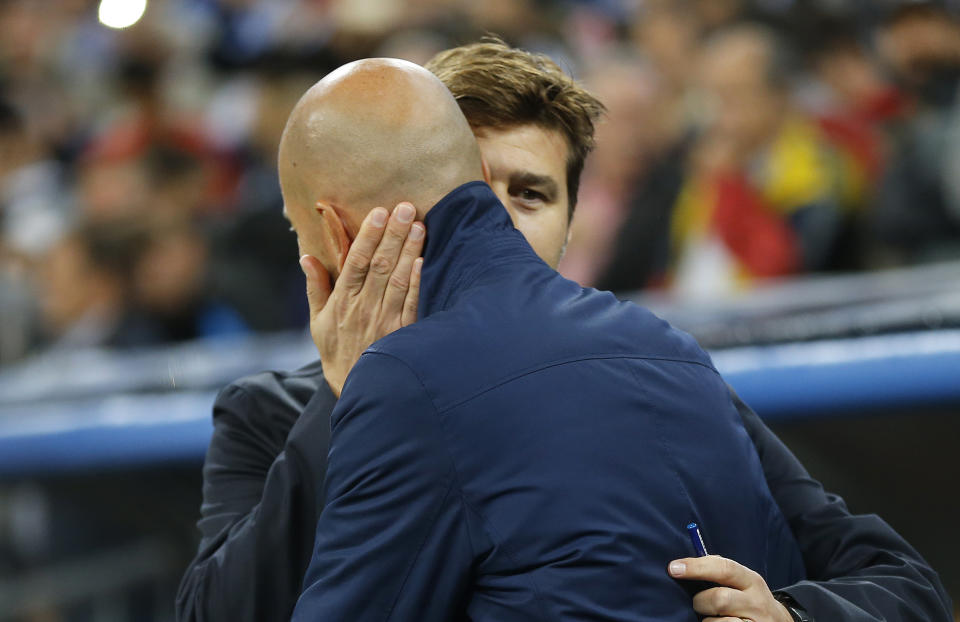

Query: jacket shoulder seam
[{"left": 435, "top": 353, "right": 719, "bottom": 414}]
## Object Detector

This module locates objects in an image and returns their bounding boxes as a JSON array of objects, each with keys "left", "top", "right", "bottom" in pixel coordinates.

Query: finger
[
  {"left": 300, "top": 254, "right": 331, "bottom": 319},
  {"left": 669, "top": 556, "right": 756, "bottom": 591},
  {"left": 381, "top": 221, "right": 424, "bottom": 320},
  {"left": 692, "top": 586, "right": 748, "bottom": 618},
  {"left": 338, "top": 206, "right": 389, "bottom": 295},
  {"left": 703, "top": 618, "right": 752, "bottom": 622},
  {"left": 401, "top": 257, "right": 422, "bottom": 327},
  {"left": 362, "top": 202, "right": 416, "bottom": 294}
]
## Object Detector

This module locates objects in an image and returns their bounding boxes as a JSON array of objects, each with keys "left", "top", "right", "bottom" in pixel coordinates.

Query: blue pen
[{"left": 686, "top": 522, "right": 709, "bottom": 557}]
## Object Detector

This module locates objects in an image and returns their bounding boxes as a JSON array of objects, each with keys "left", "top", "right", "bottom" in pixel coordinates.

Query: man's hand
[
  {"left": 668, "top": 555, "right": 794, "bottom": 622},
  {"left": 299, "top": 202, "right": 424, "bottom": 397}
]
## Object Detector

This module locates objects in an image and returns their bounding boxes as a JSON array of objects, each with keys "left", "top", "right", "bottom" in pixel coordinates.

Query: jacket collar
[{"left": 418, "top": 181, "right": 533, "bottom": 318}]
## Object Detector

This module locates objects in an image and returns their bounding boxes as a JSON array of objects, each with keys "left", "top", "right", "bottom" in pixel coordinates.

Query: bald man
[{"left": 281, "top": 58, "right": 804, "bottom": 621}]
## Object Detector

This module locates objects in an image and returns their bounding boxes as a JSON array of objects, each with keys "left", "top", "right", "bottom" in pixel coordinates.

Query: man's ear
[
  {"left": 481, "top": 156, "right": 492, "bottom": 184},
  {"left": 316, "top": 201, "right": 351, "bottom": 273}
]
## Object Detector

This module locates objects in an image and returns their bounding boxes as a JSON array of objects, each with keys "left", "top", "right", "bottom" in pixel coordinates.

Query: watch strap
[{"left": 774, "top": 591, "right": 814, "bottom": 622}]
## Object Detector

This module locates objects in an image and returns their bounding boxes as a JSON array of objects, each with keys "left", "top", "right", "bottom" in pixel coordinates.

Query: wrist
[
  {"left": 774, "top": 592, "right": 813, "bottom": 622},
  {"left": 775, "top": 602, "right": 795, "bottom": 622},
  {"left": 321, "top": 370, "right": 343, "bottom": 399}
]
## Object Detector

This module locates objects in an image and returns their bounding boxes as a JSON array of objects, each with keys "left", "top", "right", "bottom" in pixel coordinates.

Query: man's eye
[{"left": 517, "top": 188, "right": 546, "bottom": 202}]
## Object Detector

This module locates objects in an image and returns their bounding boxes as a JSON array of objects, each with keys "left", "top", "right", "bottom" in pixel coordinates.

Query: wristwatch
[{"left": 774, "top": 592, "right": 814, "bottom": 622}]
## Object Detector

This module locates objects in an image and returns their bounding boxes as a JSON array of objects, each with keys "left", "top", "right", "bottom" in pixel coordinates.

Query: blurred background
[{"left": 0, "top": 0, "right": 958, "bottom": 619}]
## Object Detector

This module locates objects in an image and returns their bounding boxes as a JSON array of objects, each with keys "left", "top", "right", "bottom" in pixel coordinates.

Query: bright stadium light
[{"left": 98, "top": 0, "right": 147, "bottom": 29}]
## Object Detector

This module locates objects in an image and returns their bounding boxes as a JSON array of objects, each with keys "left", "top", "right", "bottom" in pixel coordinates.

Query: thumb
[{"left": 300, "top": 254, "right": 331, "bottom": 318}]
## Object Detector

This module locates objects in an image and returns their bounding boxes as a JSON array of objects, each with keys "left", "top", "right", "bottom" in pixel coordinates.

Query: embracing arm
[
  {"left": 733, "top": 389, "right": 953, "bottom": 622},
  {"left": 175, "top": 381, "right": 335, "bottom": 622}
]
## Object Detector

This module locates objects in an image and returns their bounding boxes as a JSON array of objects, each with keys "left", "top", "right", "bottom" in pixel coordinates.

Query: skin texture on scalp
[{"left": 278, "top": 58, "right": 485, "bottom": 252}]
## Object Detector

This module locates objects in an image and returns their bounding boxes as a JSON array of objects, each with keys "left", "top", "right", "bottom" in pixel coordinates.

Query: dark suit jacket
[{"left": 177, "top": 187, "right": 952, "bottom": 621}]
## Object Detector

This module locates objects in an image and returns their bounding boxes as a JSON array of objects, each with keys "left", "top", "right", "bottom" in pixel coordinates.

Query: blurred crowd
[{"left": 1, "top": 0, "right": 960, "bottom": 366}]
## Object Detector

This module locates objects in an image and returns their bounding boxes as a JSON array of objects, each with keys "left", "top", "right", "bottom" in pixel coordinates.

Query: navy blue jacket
[
  {"left": 178, "top": 365, "right": 954, "bottom": 622},
  {"left": 291, "top": 181, "right": 806, "bottom": 621}
]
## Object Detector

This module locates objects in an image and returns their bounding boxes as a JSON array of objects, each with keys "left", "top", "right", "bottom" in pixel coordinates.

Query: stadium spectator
[
  {"left": 559, "top": 52, "right": 663, "bottom": 286},
  {"left": 870, "top": 2, "right": 960, "bottom": 264},
  {"left": 667, "top": 24, "right": 865, "bottom": 300},
  {"left": 0, "top": 99, "right": 70, "bottom": 261},
  {"left": 0, "top": 98, "right": 69, "bottom": 364},
  {"left": 132, "top": 215, "right": 248, "bottom": 342},
  {"left": 807, "top": 20, "right": 901, "bottom": 183},
  {"left": 34, "top": 220, "right": 153, "bottom": 351}
]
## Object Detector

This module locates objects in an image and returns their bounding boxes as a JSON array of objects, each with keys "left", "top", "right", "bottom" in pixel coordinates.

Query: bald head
[{"left": 279, "top": 58, "right": 484, "bottom": 230}]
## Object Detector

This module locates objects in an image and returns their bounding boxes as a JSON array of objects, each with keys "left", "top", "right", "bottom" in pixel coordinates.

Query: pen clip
[{"left": 686, "top": 522, "right": 708, "bottom": 557}]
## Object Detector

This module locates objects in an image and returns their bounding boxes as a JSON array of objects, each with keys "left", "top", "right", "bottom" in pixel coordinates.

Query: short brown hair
[{"left": 426, "top": 38, "right": 605, "bottom": 217}]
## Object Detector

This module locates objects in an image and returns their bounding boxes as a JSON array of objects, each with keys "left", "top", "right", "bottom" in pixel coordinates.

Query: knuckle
[
  {"left": 719, "top": 557, "right": 738, "bottom": 580},
  {"left": 380, "top": 227, "right": 405, "bottom": 246},
  {"left": 712, "top": 588, "right": 731, "bottom": 611},
  {"left": 385, "top": 220, "right": 409, "bottom": 236},
  {"left": 369, "top": 254, "right": 393, "bottom": 276},
  {"left": 345, "top": 253, "right": 369, "bottom": 273},
  {"left": 388, "top": 273, "right": 409, "bottom": 291}
]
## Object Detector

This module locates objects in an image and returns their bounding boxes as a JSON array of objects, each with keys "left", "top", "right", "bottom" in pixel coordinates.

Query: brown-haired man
[
  {"left": 176, "top": 40, "right": 952, "bottom": 622},
  {"left": 427, "top": 39, "right": 604, "bottom": 270}
]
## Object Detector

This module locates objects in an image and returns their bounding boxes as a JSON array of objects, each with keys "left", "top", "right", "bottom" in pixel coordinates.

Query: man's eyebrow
[{"left": 509, "top": 171, "right": 559, "bottom": 197}]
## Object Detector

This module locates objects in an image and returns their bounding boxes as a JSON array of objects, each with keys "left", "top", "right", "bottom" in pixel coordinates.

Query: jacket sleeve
[
  {"left": 175, "top": 381, "right": 336, "bottom": 622},
  {"left": 731, "top": 388, "right": 953, "bottom": 622},
  {"left": 292, "top": 352, "right": 473, "bottom": 621}
]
